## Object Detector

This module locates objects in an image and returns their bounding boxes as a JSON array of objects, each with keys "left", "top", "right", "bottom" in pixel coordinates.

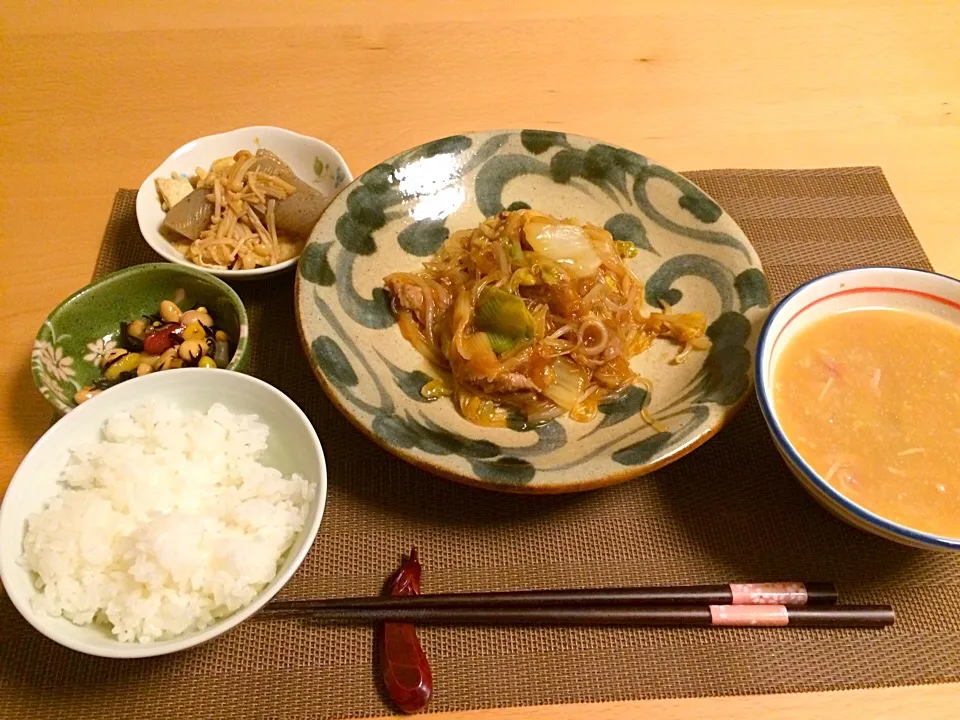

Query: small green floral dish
[
  {"left": 33, "top": 263, "right": 249, "bottom": 414},
  {"left": 296, "top": 130, "right": 771, "bottom": 493}
]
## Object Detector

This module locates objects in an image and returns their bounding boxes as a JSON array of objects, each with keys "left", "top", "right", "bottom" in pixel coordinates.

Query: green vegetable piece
[
  {"left": 510, "top": 268, "right": 538, "bottom": 291},
  {"left": 507, "top": 236, "right": 525, "bottom": 265},
  {"left": 540, "top": 267, "right": 561, "bottom": 286},
  {"left": 475, "top": 288, "right": 535, "bottom": 355},
  {"left": 486, "top": 331, "right": 520, "bottom": 355}
]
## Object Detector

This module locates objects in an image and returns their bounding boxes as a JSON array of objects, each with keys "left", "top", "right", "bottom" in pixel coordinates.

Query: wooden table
[{"left": 2, "top": 1, "right": 958, "bottom": 717}]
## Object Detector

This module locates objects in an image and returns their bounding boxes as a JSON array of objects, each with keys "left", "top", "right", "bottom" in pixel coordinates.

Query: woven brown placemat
[{"left": 2, "top": 168, "right": 957, "bottom": 719}]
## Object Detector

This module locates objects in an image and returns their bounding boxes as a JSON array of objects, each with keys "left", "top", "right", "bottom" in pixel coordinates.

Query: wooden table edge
[{"left": 365, "top": 682, "right": 960, "bottom": 719}]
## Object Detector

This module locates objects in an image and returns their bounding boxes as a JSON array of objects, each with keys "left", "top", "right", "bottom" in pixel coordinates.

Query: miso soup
[{"left": 773, "top": 307, "right": 960, "bottom": 537}]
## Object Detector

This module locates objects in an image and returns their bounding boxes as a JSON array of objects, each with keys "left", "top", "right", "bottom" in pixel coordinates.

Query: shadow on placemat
[{"left": 2, "top": 168, "right": 959, "bottom": 720}]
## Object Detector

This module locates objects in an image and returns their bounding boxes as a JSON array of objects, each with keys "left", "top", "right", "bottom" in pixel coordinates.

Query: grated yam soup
[{"left": 774, "top": 307, "right": 960, "bottom": 537}]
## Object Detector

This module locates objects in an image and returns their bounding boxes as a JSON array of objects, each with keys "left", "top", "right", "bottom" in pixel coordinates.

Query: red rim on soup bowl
[{"left": 755, "top": 266, "right": 960, "bottom": 551}]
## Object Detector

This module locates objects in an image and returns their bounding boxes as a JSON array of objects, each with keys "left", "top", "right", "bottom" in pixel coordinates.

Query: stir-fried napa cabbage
[{"left": 383, "top": 210, "right": 710, "bottom": 428}]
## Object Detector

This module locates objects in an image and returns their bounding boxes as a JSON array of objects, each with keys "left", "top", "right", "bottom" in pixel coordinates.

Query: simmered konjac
[
  {"left": 774, "top": 307, "right": 960, "bottom": 537},
  {"left": 384, "top": 210, "right": 710, "bottom": 428}
]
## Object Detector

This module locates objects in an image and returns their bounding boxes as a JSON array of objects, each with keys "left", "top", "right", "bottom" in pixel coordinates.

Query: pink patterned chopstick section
[
  {"left": 710, "top": 604, "right": 790, "bottom": 627},
  {"left": 729, "top": 582, "right": 808, "bottom": 606}
]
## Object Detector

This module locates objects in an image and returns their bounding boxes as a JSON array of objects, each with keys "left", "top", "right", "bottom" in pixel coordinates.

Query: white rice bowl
[{"left": 20, "top": 400, "right": 315, "bottom": 644}]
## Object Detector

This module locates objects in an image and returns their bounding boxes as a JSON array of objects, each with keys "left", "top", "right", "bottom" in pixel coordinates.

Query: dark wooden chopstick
[
  {"left": 261, "top": 604, "right": 892, "bottom": 628},
  {"left": 262, "top": 582, "right": 837, "bottom": 617}
]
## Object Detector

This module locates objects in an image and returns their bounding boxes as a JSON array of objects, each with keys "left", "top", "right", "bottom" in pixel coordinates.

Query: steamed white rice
[{"left": 21, "top": 400, "right": 315, "bottom": 643}]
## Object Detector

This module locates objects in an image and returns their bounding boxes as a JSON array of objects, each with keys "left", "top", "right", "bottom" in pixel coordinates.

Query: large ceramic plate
[{"left": 296, "top": 131, "right": 770, "bottom": 493}]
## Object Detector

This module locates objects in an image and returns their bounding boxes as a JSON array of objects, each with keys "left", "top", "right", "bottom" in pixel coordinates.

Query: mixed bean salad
[{"left": 74, "top": 300, "right": 233, "bottom": 404}]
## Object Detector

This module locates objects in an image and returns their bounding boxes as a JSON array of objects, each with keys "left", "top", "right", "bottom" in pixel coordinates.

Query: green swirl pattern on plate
[{"left": 296, "top": 130, "right": 770, "bottom": 492}]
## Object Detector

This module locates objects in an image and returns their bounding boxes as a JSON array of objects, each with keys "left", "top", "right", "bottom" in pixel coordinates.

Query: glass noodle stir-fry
[{"left": 383, "top": 210, "right": 710, "bottom": 428}]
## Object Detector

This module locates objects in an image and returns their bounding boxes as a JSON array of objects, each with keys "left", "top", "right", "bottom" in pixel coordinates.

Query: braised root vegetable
[{"left": 162, "top": 188, "right": 214, "bottom": 241}]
